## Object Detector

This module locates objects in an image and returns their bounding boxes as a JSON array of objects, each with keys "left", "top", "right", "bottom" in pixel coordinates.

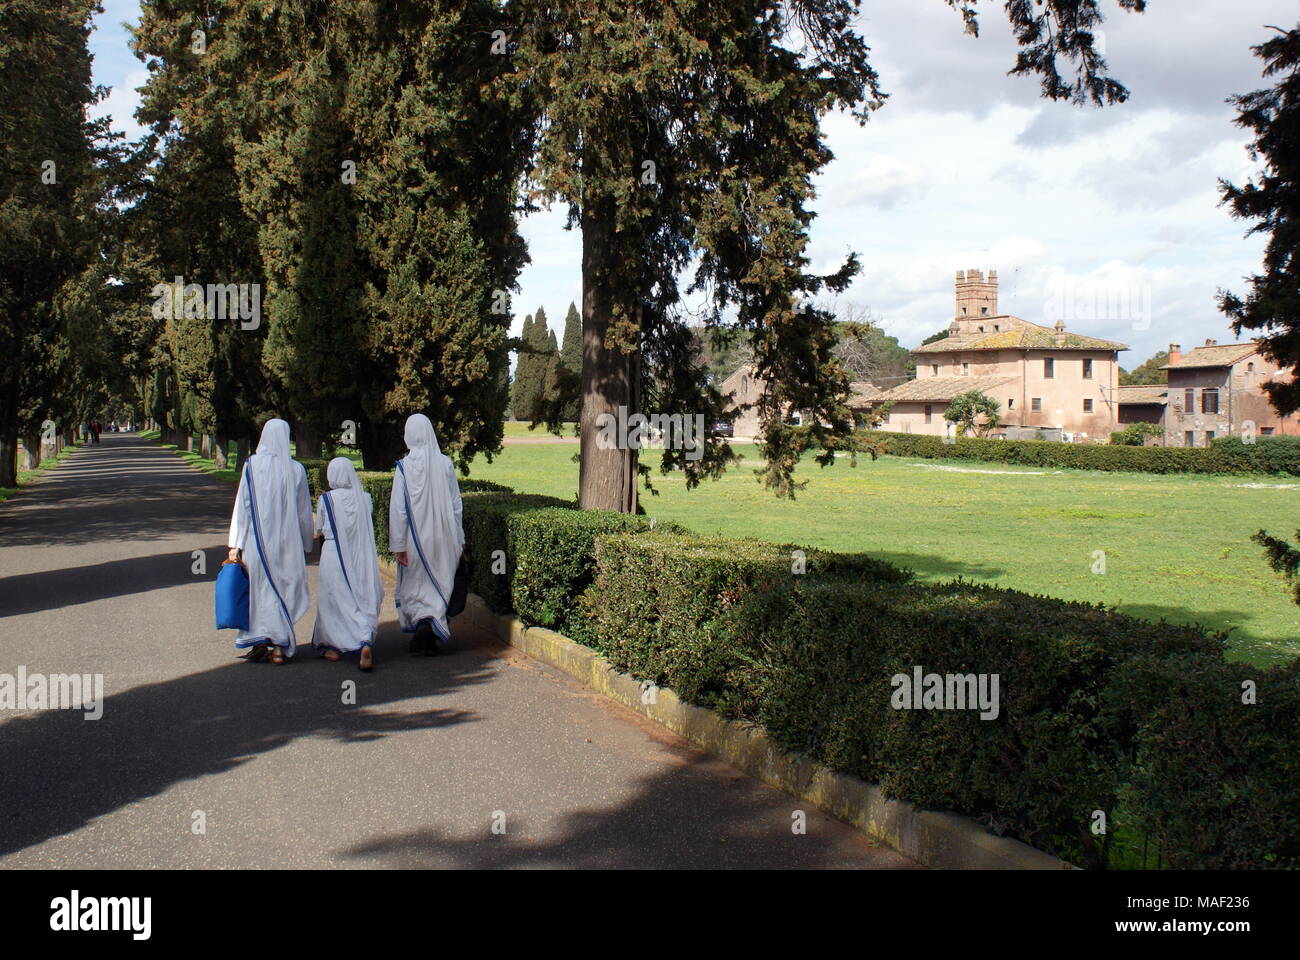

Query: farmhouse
[
  {"left": 878, "top": 270, "right": 1127, "bottom": 438},
  {"left": 1117, "top": 341, "right": 1300, "bottom": 445}
]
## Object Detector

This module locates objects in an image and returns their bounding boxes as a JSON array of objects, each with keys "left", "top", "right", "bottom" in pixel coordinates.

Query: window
[
  {"left": 962, "top": 362, "right": 970, "bottom": 376},
  {"left": 1261, "top": 427, "right": 1275, "bottom": 436},
  {"left": 1185, "top": 431, "right": 1195, "bottom": 447},
  {"left": 1031, "top": 397, "right": 1042, "bottom": 412},
  {"left": 1247, "top": 362, "right": 1255, "bottom": 372},
  {"left": 924, "top": 404, "right": 932, "bottom": 424},
  {"left": 1184, "top": 388, "right": 1195, "bottom": 411},
  {"left": 1202, "top": 388, "right": 1219, "bottom": 414},
  {"left": 1044, "top": 358, "right": 1055, "bottom": 379},
  {"left": 1007, "top": 398, "right": 1015, "bottom": 410},
  {"left": 1082, "top": 358, "right": 1093, "bottom": 380},
  {"left": 994, "top": 324, "right": 1000, "bottom": 331},
  {"left": 978, "top": 326, "right": 984, "bottom": 332},
  {"left": 1083, "top": 398, "right": 1094, "bottom": 413},
  {"left": 1206, "top": 431, "right": 1215, "bottom": 443},
  {"left": 931, "top": 364, "right": 939, "bottom": 376},
  {"left": 980, "top": 306, "right": 989, "bottom": 316}
]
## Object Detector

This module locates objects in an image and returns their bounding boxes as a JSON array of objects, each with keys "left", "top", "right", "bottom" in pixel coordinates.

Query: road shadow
[
  {"left": 0, "top": 544, "right": 234, "bottom": 618},
  {"left": 338, "top": 753, "right": 919, "bottom": 870},
  {"left": 0, "top": 434, "right": 238, "bottom": 548},
  {"left": 0, "top": 619, "right": 491, "bottom": 858}
]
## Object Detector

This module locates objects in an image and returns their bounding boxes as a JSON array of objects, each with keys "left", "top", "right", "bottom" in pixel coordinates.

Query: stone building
[
  {"left": 1155, "top": 340, "right": 1299, "bottom": 446},
  {"left": 878, "top": 269, "right": 1128, "bottom": 439}
]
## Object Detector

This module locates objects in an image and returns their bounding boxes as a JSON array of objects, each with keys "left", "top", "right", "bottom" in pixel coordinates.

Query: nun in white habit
[
  {"left": 312, "top": 457, "right": 384, "bottom": 670},
  {"left": 390, "top": 413, "right": 463, "bottom": 654},
  {"left": 226, "top": 418, "right": 313, "bottom": 664}
]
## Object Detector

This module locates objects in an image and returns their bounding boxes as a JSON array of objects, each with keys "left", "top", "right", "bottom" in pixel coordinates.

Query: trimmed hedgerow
[
  {"left": 460, "top": 492, "right": 574, "bottom": 611},
  {"left": 864, "top": 430, "right": 1300, "bottom": 477},
  {"left": 1105, "top": 653, "right": 1300, "bottom": 869},
  {"left": 577, "top": 530, "right": 1300, "bottom": 868},
  {"left": 580, "top": 532, "right": 912, "bottom": 715},
  {"left": 508, "top": 508, "right": 684, "bottom": 644}
]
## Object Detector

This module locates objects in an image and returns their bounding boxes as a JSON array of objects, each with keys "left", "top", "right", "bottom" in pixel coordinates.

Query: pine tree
[
  {"left": 558, "top": 301, "right": 583, "bottom": 422},
  {"left": 503, "top": 0, "right": 1142, "bottom": 510},
  {"left": 511, "top": 314, "right": 536, "bottom": 420},
  {"left": 0, "top": 0, "right": 109, "bottom": 485},
  {"left": 1220, "top": 22, "right": 1300, "bottom": 416}
]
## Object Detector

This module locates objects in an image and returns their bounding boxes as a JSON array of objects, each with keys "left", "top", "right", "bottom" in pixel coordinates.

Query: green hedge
[
  {"left": 460, "top": 492, "right": 574, "bottom": 611},
  {"left": 577, "top": 530, "right": 1297, "bottom": 868},
  {"left": 508, "top": 509, "right": 684, "bottom": 644},
  {"left": 1106, "top": 653, "right": 1300, "bottom": 869},
  {"left": 864, "top": 431, "right": 1300, "bottom": 476}
]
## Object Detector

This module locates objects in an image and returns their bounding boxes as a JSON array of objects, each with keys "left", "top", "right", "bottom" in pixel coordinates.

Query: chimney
[
  {"left": 1053, "top": 318, "right": 1066, "bottom": 346},
  {"left": 1205, "top": 338, "right": 1217, "bottom": 347},
  {"left": 1168, "top": 343, "right": 1181, "bottom": 364},
  {"left": 954, "top": 268, "right": 998, "bottom": 320}
]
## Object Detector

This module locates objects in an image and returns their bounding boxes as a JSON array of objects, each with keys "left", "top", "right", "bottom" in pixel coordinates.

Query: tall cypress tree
[
  {"left": 503, "top": 0, "right": 1144, "bottom": 509},
  {"left": 511, "top": 313, "right": 536, "bottom": 419},
  {"left": 0, "top": 0, "right": 108, "bottom": 485}
]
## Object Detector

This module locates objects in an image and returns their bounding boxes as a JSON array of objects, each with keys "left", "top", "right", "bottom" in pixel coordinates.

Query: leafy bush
[
  {"left": 508, "top": 508, "right": 679, "bottom": 643},
  {"left": 1110, "top": 422, "right": 1163, "bottom": 446},
  {"left": 1106, "top": 654, "right": 1300, "bottom": 869},
  {"left": 460, "top": 492, "right": 574, "bottom": 611}
]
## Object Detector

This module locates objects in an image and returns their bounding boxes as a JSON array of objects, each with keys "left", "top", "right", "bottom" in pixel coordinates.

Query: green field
[{"left": 477, "top": 426, "right": 1300, "bottom": 668}]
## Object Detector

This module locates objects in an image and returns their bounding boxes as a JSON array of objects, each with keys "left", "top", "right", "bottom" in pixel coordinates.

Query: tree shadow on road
[{"left": 0, "top": 621, "right": 491, "bottom": 858}]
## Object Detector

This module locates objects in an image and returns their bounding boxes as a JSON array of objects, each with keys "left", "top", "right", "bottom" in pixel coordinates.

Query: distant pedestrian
[
  {"left": 312, "top": 457, "right": 384, "bottom": 671},
  {"left": 226, "top": 418, "right": 313, "bottom": 664},
  {"left": 390, "top": 413, "right": 463, "bottom": 655},
  {"left": 90, "top": 420, "right": 100, "bottom": 444}
]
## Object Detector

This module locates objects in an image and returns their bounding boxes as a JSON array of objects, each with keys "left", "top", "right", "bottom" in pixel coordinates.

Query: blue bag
[{"left": 215, "top": 559, "right": 250, "bottom": 630}]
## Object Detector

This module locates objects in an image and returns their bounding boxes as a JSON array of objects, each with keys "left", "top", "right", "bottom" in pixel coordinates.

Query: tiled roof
[
  {"left": 881, "top": 375, "right": 1018, "bottom": 403},
  {"left": 1162, "top": 343, "right": 1258, "bottom": 369},
  {"left": 1118, "top": 385, "right": 1168, "bottom": 404},
  {"left": 848, "top": 381, "right": 886, "bottom": 405},
  {"left": 914, "top": 317, "right": 1129, "bottom": 354}
]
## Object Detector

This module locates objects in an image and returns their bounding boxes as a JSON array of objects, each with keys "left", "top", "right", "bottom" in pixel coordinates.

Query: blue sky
[{"left": 88, "top": 0, "right": 1295, "bottom": 367}]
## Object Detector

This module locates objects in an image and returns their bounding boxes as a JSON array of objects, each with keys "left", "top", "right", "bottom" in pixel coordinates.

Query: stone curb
[{"left": 458, "top": 591, "right": 1072, "bottom": 871}]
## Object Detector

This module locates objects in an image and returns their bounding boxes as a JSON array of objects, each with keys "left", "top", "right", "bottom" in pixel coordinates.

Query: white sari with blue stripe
[
  {"left": 389, "top": 414, "right": 463, "bottom": 643},
  {"left": 226, "top": 419, "right": 313, "bottom": 656}
]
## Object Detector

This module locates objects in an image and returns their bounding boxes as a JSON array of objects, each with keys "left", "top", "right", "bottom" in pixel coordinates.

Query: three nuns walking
[{"left": 225, "top": 414, "right": 464, "bottom": 670}]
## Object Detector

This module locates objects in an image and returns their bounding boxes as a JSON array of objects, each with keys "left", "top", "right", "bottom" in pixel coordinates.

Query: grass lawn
[
  {"left": 463, "top": 435, "right": 1300, "bottom": 669},
  {"left": 0, "top": 440, "right": 85, "bottom": 503}
]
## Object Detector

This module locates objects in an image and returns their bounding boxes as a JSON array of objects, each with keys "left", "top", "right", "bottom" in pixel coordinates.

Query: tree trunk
[
  {"left": 201, "top": 434, "right": 212, "bottom": 458},
  {"left": 22, "top": 435, "right": 41, "bottom": 471},
  {"left": 236, "top": 436, "right": 251, "bottom": 472},
  {"left": 294, "top": 419, "right": 323, "bottom": 461},
  {"left": 578, "top": 197, "right": 639, "bottom": 512},
  {"left": 213, "top": 434, "right": 230, "bottom": 470},
  {"left": 0, "top": 429, "right": 16, "bottom": 488}
]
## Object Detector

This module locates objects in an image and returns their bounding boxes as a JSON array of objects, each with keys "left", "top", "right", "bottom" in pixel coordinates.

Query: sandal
[
  {"left": 359, "top": 647, "right": 374, "bottom": 672},
  {"left": 242, "top": 645, "right": 270, "bottom": 663},
  {"left": 321, "top": 649, "right": 341, "bottom": 662},
  {"left": 269, "top": 647, "right": 286, "bottom": 665}
]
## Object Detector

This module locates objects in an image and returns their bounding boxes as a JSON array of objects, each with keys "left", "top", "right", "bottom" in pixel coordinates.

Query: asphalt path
[{"left": 0, "top": 433, "right": 915, "bottom": 869}]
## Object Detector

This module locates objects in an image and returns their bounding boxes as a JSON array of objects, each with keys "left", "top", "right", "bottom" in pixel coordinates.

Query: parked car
[{"left": 711, "top": 420, "right": 734, "bottom": 438}]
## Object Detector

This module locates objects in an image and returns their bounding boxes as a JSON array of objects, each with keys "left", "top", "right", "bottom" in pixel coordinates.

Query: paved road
[{"left": 0, "top": 434, "right": 915, "bottom": 869}]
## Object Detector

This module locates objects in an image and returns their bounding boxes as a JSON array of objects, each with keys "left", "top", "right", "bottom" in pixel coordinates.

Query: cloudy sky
[{"left": 89, "top": 0, "right": 1297, "bottom": 368}]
